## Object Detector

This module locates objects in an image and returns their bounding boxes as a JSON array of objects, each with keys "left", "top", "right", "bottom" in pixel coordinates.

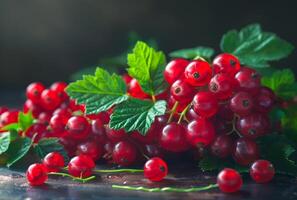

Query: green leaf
[
  {"left": 0, "top": 123, "right": 20, "bottom": 132},
  {"left": 6, "top": 137, "right": 32, "bottom": 167},
  {"left": 34, "top": 138, "right": 69, "bottom": 162},
  {"left": 169, "top": 46, "right": 215, "bottom": 60},
  {"left": 127, "top": 41, "right": 167, "bottom": 95},
  {"left": 18, "top": 111, "right": 34, "bottom": 131},
  {"left": 66, "top": 67, "right": 129, "bottom": 114},
  {"left": 220, "top": 23, "right": 294, "bottom": 67},
  {"left": 0, "top": 133, "right": 11, "bottom": 154},
  {"left": 110, "top": 99, "right": 167, "bottom": 135}
]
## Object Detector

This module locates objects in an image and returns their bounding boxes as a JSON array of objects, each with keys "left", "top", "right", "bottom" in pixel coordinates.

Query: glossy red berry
[
  {"left": 112, "top": 141, "right": 137, "bottom": 166},
  {"left": 185, "top": 108, "right": 200, "bottom": 121},
  {"left": 233, "top": 138, "right": 259, "bottom": 166},
  {"left": 49, "top": 114, "right": 69, "bottom": 133},
  {"left": 128, "top": 78, "right": 149, "bottom": 99},
  {"left": 230, "top": 92, "right": 254, "bottom": 116},
  {"left": 77, "top": 141, "right": 103, "bottom": 161},
  {"left": 37, "top": 112, "right": 52, "bottom": 125},
  {"left": 40, "top": 89, "right": 60, "bottom": 111},
  {"left": 122, "top": 73, "right": 133, "bottom": 85},
  {"left": 43, "top": 152, "right": 65, "bottom": 172},
  {"left": 164, "top": 58, "right": 189, "bottom": 84},
  {"left": 192, "top": 92, "right": 218, "bottom": 118},
  {"left": 66, "top": 116, "right": 90, "bottom": 140},
  {"left": 236, "top": 113, "right": 270, "bottom": 139},
  {"left": 235, "top": 67, "right": 261, "bottom": 95},
  {"left": 26, "top": 163, "right": 48, "bottom": 186},
  {"left": 23, "top": 99, "right": 42, "bottom": 118},
  {"left": 0, "top": 110, "right": 19, "bottom": 127},
  {"left": 186, "top": 119, "right": 215, "bottom": 147},
  {"left": 254, "top": 87, "right": 275, "bottom": 113},
  {"left": 213, "top": 53, "right": 241, "bottom": 77},
  {"left": 50, "top": 82, "right": 68, "bottom": 102},
  {"left": 217, "top": 168, "right": 242, "bottom": 193},
  {"left": 170, "top": 79, "right": 195, "bottom": 103},
  {"left": 26, "top": 82, "right": 45, "bottom": 104},
  {"left": 209, "top": 73, "right": 235, "bottom": 100},
  {"left": 105, "top": 127, "right": 127, "bottom": 143},
  {"left": 184, "top": 60, "right": 212, "bottom": 86},
  {"left": 159, "top": 123, "right": 189, "bottom": 152},
  {"left": 210, "top": 135, "right": 234, "bottom": 158},
  {"left": 144, "top": 157, "right": 168, "bottom": 182},
  {"left": 25, "top": 123, "right": 48, "bottom": 142},
  {"left": 53, "top": 108, "right": 72, "bottom": 118},
  {"left": 68, "top": 155, "right": 95, "bottom": 178},
  {"left": 0, "top": 107, "right": 9, "bottom": 115},
  {"left": 250, "top": 160, "right": 275, "bottom": 183},
  {"left": 90, "top": 119, "right": 106, "bottom": 144}
]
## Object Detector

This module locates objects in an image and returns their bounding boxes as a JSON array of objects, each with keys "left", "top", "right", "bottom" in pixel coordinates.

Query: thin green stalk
[
  {"left": 112, "top": 184, "right": 218, "bottom": 193},
  {"left": 168, "top": 101, "right": 179, "bottom": 123},
  {"left": 94, "top": 169, "right": 144, "bottom": 173},
  {"left": 177, "top": 104, "right": 190, "bottom": 124},
  {"left": 49, "top": 172, "right": 96, "bottom": 183}
]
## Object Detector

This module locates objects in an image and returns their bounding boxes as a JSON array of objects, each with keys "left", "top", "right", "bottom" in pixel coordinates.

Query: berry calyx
[
  {"left": 144, "top": 157, "right": 168, "bottom": 182},
  {"left": 217, "top": 168, "right": 242, "bottom": 193},
  {"left": 26, "top": 163, "right": 48, "bottom": 186},
  {"left": 43, "top": 152, "right": 65, "bottom": 172},
  {"left": 250, "top": 160, "right": 275, "bottom": 183},
  {"left": 170, "top": 79, "right": 195, "bottom": 103},
  {"left": 184, "top": 60, "right": 212, "bottom": 86}
]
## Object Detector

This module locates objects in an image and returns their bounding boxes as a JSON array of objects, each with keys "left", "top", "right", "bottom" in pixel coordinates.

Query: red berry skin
[
  {"left": 192, "top": 92, "right": 219, "bottom": 118},
  {"left": 217, "top": 168, "right": 242, "bottom": 193},
  {"left": 53, "top": 108, "right": 72, "bottom": 118},
  {"left": 128, "top": 78, "right": 149, "bottom": 99},
  {"left": 159, "top": 123, "right": 190, "bottom": 152},
  {"left": 144, "top": 157, "right": 168, "bottom": 182},
  {"left": 213, "top": 53, "right": 241, "bottom": 77},
  {"left": 168, "top": 96, "right": 188, "bottom": 114},
  {"left": 26, "top": 82, "right": 46, "bottom": 104},
  {"left": 23, "top": 99, "right": 43, "bottom": 118},
  {"left": 26, "top": 163, "right": 48, "bottom": 186},
  {"left": 164, "top": 58, "right": 189, "bottom": 85},
  {"left": 0, "top": 107, "right": 9, "bottom": 115},
  {"left": 37, "top": 112, "right": 52, "bottom": 125},
  {"left": 185, "top": 108, "right": 201, "bottom": 121},
  {"left": 49, "top": 114, "right": 69, "bottom": 133},
  {"left": 144, "top": 144, "right": 164, "bottom": 158},
  {"left": 170, "top": 79, "right": 195, "bottom": 103},
  {"left": 66, "top": 116, "right": 91, "bottom": 140},
  {"left": 87, "top": 111, "right": 110, "bottom": 124},
  {"left": 209, "top": 73, "right": 235, "bottom": 100},
  {"left": 77, "top": 141, "right": 103, "bottom": 161},
  {"left": 112, "top": 141, "right": 137, "bottom": 166},
  {"left": 25, "top": 123, "right": 48, "bottom": 142},
  {"left": 90, "top": 119, "right": 106, "bottom": 144},
  {"left": 217, "top": 104, "right": 234, "bottom": 121},
  {"left": 230, "top": 92, "right": 254, "bottom": 116},
  {"left": 105, "top": 127, "right": 127, "bottom": 143},
  {"left": 235, "top": 67, "right": 261, "bottom": 95},
  {"left": 210, "top": 135, "right": 234, "bottom": 158},
  {"left": 43, "top": 152, "right": 65, "bottom": 172},
  {"left": 0, "top": 110, "right": 19, "bottom": 127},
  {"left": 254, "top": 87, "right": 275, "bottom": 113},
  {"left": 40, "top": 89, "right": 60, "bottom": 111},
  {"left": 233, "top": 138, "right": 259, "bottom": 166},
  {"left": 59, "top": 137, "right": 79, "bottom": 157},
  {"left": 50, "top": 82, "right": 69, "bottom": 102},
  {"left": 250, "top": 160, "right": 275, "bottom": 183},
  {"left": 184, "top": 60, "right": 212, "bottom": 86},
  {"left": 236, "top": 113, "right": 270, "bottom": 139},
  {"left": 186, "top": 119, "right": 215, "bottom": 147},
  {"left": 68, "top": 155, "right": 95, "bottom": 178},
  {"left": 122, "top": 73, "right": 133, "bottom": 85}
]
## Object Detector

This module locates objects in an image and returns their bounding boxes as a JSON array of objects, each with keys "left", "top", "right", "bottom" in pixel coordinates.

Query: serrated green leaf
[
  {"left": 18, "top": 111, "right": 34, "bottom": 131},
  {"left": 66, "top": 67, "right": 129, "bottom": 114},
  {"left": 0, "top": 123, "right": 20, "bottom": 132},
  {"left": 220, "top": 23, "right": 294, "bottom": 67},
  {"left": 127, "top": 41, "right": 167, "bottom": 95},
  {"left": 169, "top": 46, "right": 215, "bottom": 60},
  {"left": 6, "top": 137, "right": 32, "bottom": 167},
  {"left": 0, "top": 133, "right": 11, "bottom": 154},
  {"left": 110, "top": 99, "right": 167, "bottom": 135},
  {"left": 34, "top": 138, "right": 69, "bottom": 162}
]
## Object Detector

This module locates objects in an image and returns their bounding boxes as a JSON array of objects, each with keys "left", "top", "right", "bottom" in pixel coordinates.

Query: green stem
[
  {"left": 49, "top": 172, "right": 96, "bottom": 183},
  {"left": 112, "top": 184, "right": 218, "bottom": 193},
  {"left": 177, "top": 104, "right": 190, "bottom": 124},
  {"left": 94, "top": 169, "right": 144, "bottom": 173},
  {"left": 168, "top": 101, "right": 179, "bottom": 123}
]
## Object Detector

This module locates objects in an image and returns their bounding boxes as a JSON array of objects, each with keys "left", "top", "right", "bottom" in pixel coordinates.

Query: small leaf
[
  {"left": 6, "top": 137, "right": 32, "bottom": 167},
  {"left": 169, "top": 46, "right": 215, "bottom": 60},
  {"left": 127, "top": 41, "right": 167, "bottom": 95},
  {"left": 0, "top": 123, "right": 20, "bottom": 132},
  {"left": 0, "top": 133, "right": 11, "bottom": 154},
  {"left": 66, "top": 67, "right": 129, "bottom": 114},
  {"left": 110, "top": 99, "right": 167, "bottom": 135},
  {"left": 18, "top": 111, "right": 34, "bottom": 131}
]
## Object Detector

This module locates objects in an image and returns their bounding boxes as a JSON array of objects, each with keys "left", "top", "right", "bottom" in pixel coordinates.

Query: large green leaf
[
  {"left": 6, "top": 137, "right": 32, "bottom": 168},
  {"left": 169, "top": 46, "right": 215, "bottom": 60}
]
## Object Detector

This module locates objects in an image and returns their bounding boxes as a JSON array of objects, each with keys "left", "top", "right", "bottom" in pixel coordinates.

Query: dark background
[{"left": 0, "top": 0, "right": 296, "bottom": 102}]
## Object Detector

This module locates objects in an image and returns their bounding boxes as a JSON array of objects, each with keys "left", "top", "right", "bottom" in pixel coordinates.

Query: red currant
[
  {"left": 254, "top": 87, "right": 275, "bottom": 113},
  {"left": 192, "top": 92, "right": 218, "bottom": 118},
  {"left": 37, "top": 112, "right": 52, "bottom": 125},
  {"left": 0, "top": 106, "right": 9, "bottom": 115},
  {"left": 122, "top": 73, "right": 133, "bottom": 85},
  {"left": 210, "top": 135, "right": 234, "bottom": 158},
  {"left": 233, "top": 138, "right": 259, "bottom": 166},
  {"left": 186, "top": 119, "right": 215, "bottom": 147},
  {"left": 217, "top": 104, "right": 234, "bottom": 121},
  {"left": 170, "top": 79, "right": 195, "bottom": 103},
  {"left": 77, "top": 141, "right": 103, "bottom": 161},
  {"left": 128, "top": 78, "right": 149, "bottom": 99},
  {"left": 185, "top": 107, "right": 200, "bottom": 121},
  {"left": 112, "top": 141, "right": 137, "bottom": 166},
  {"left": 49, "top": 114, "right": 69, "bottom": 133},
  {"left": 0, "top": 110, "right": 19, "bottom": 127},
  {"left": 87, "top": 111, "right": 110, "bottom": 124},
  {"left": 235, "top": 67, "right": 261, "bottom": 95},
  {"left": 53, "top": 108, "right": 72, "bottom": 118},
  {"left": 184, "top": 59, "right": 212, "bottom": 86},
  {"left": 90, "top": 119, "right": 106, "bottom": 144},
  {"left": 164, "top": 58, "right": 189, "bottom": 84},
  {"left": 40, "top": 89, "right": 60, "bottom": 111},
  {"left": 25, "top": 123, "right": 48, "bottom": 142},
  {"left": 43, "top": 152, "right": 65, "bottom": 172},
  {"left": 105, "top": 127, "right": 127, "bottom": 143},
  {"left": 209, "top": 73, "right": 235, "bottom": 100},
  {"left": 65, "top": 116, "right": 91, "bottom": 140},
  {"left": 168, "top": 95, "right": 188, "bottom": 114},
  {"left": 23, "top": 99, "right": 42, "bottom": 118},
  {"left": 50, "top": 82, "right": 68, "bottom": 102},
  {"left": 144, "top": 144, "right": 164, "bottom": 158},
  {"left": 217, "top": 168, "right": 242, "bottom": 193},
  {"left": 250, "top": 160, "right": 275, "bottom": 183},
  {"left": 213, "top": 53, "right": 241, "bottom": 77},
  {"left": 68, "top": 155, "right": 95, "bottom": 178},
  {"left": 144, "top": 157, "right": 168, "bottom": 182},
  {"left": 59, "top": 137, "right": 79, "bottom": 157},
  {"left": 26, "top": 82, "right": 45, "bottom": 104},
  {"left": 26, "top": 163, "right": 48, "bottom": 186},
  {"left": 230, "top": 91, "right": 254, "bottom": 116}
]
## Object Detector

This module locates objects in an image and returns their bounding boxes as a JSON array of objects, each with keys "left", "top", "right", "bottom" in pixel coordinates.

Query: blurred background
[{"left": 0, "top": 0, "right": 296, "bottom": 106}]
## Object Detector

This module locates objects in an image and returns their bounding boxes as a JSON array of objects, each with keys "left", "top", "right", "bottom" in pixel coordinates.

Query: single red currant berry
[
  {"left": 37, "top": 112, "right": 52, "bottom": 125},
  {"left": 87, "top": 111, "right": 110, "bottom": 124},
  {"left": 184, "top": 59, "right": 212, "bottom": 86},
  {"left": 159, "top": 123, "right": 190, "bottom": 152},
  {"left": 50, "top": 82, "right": 68, "bottom": 102},
  {"left": 0, "top": 110, "right": 19, "bottom": 127},
  {"left": 68, "top": 155, "right": 95, "bottom": 178},
  {"left": 192, "top": 92, "right": 219, "bottom": 118},
  {"left": 26, "top": 163, "right": 48, "bottom": 186},
  {"left": 53, "top": 108, "right": 72, "bottom": 118},
  {"left": 254, "top": 87, "right": 276, "bottom": 113},
  {"left": 235, "top": 67, "right": 261, "bottom": 95},
  {"left": 217, "top": 168, "right": 242, "bottom": 193},
  {"left": 40, "top": 89, "right": 60, "bottom": 111},
  {"left": 66, "top": 116, "right": 91, "bottom": 140},
  {"left": 59, "top": 137, "right": 79, "bottom": 157},
  {"left": 236, "top": 113, "right": 270, "bottom": 139},
  {"left": 112, "top": 141, "right": 137, "bottom": 166},
  {"left": 230, "top": 91, "right": 254, "bottom": 116},
  {"left": 128, "top": 78, "right": 149, "bottom": 99},
  {"left": 122, "top": 73, "right": 133, "bottom": 85},
  {"left": 250, "top": 160, "right": 275, "bottom": 183},
  {"left": 49, "top": 114, "right": 69, "bottom": 133},
  {"left": 90, "top": 119, "right": 106, "bottom": 144},
  {"left": 213, "top": 53, "right": 241, "bottom": 76},
  {"left": 23, "top": 99, "right": 42, "bottom": 118},
  {"left": 210, "top": 135, "right": 234, "bottom": 158},
  {"left": 233, "top": 138, "right": 259, "bottom": 166},
  {"left": 43, "top": 152, "right": 65, "bottom": 172},
  {"left": 105, "top": 127, "right": 127, "bottom": 143},
  {"left": 77, "top": 141, "right": 103, "bottom": 161},
  {"left": 185, "top": 107, "right": 201, "bottom": 121},
  {"left": 25, "top": 123, "right": 48, "bottom": 142},
  {"left": 164, "top": 58, "right": 189, "bottom": 84},
  {"left": 144, "top": 157, "right": 168, "bottom": 182},
  {"left": 186, "top": 119, "right": 215, "bottom": 147},
  {"left": 209, "top": 73, "right": 235, "bottom": 100},
  {"left": 170, "top": 79, "right": 195, "bottom": 103},
  {"left": 0, "top": 106, "right": 9, "bottom": 115},
  {"left": 26, "top": 82, "right": 46, "bottom": 104}
]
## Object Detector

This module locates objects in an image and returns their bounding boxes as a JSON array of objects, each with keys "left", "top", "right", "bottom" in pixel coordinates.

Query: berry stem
[
  {"left": 167, "top": 101, "right": 179, "bottom": 123},
  {"left": 177, "top": 104, "right": 190, "bottom": 124},
  {"left": 151, "top": 95, "right": 156, "bottom": 103},
  {"left": 112, "top": 184, "right": 218, "bottom": 193},
  {"left": 94, "top": 169, "right": 144, "bottom": 173},
  {"left": 49, "top": 172, "right": 96, "bottom": 183}
]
